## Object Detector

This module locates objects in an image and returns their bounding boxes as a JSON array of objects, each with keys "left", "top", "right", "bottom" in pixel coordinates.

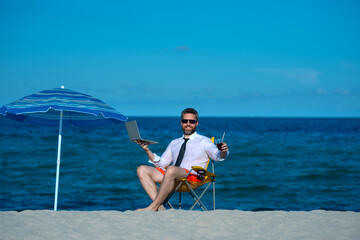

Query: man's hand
[
  {"left": 135, "top": 140, "right": 155, "bottom": 162},
  {"left": 220, "top": 142, "right": 228, "bottom": 152},
  {"left": 135, "top": 140, "right": 150, "bottom": 151},
  {"left": 220, "top": 142, "right": 228, "bottom": 158}
]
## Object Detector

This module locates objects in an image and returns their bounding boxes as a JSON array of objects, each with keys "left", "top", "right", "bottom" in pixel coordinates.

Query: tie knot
[{"left": 183, "top": 138, "right": 189, "bottom": 142}]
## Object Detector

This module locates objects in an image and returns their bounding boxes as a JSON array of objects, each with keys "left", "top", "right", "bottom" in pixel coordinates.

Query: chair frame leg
[
  {"left": 190, "top": 182, "right": 214, "bottom": 211},
  {"left": 162, "top": 168, "right": 217, "bottom": 211},
  {"left": 184, "top": 181, "right": 209, "bottom": 211},
  {"left": 167, "top": 201, "right": 174, "bottom": 209},
  {"left": 212, "top": 160, "right": 216, "bottom": 210},
  {"left": 213, "top": 181, "right": 216, "bottom": 210}
]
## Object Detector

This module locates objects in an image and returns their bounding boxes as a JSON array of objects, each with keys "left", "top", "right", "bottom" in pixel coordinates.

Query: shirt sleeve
[
  {"left": 148, "top": 141, "right": 174, "bottom": 168},
  {"left": 202, "top": 137, "right": 229, "bottom": 161}
]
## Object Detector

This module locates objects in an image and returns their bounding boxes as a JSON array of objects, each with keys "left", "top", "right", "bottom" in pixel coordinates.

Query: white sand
[{"left": 1, "top": 210, "right": 359, "bottom": 240}]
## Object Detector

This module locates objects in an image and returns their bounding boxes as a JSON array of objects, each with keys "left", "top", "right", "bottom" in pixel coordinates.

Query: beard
[{"left": 183, "top": 126, "right": 197, "bottom": 135}]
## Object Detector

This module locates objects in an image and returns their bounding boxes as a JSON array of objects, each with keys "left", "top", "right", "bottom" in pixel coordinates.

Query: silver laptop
[{"left": 125, "top": 120, "right": 158, "bottom": 144}]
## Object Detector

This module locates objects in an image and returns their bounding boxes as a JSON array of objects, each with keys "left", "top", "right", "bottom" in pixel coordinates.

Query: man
[{"left": 135, "top": 108, "right": 229, "bottom": 211}]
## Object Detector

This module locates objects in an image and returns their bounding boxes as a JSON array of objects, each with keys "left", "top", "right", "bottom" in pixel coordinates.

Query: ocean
[{"left": 0, "top": 117, "right": 359, "bottom": 212}]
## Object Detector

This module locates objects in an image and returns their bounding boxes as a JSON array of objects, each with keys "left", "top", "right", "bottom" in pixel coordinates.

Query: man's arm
[
  {"left": 135, "top": 140, "right": 155, "bottom": 162},
  {"left": 203, "top": 138, "right": 229, "bottom": 161},
  {"left": 136, "top": 139, "right": 175, "bottom": 168}
]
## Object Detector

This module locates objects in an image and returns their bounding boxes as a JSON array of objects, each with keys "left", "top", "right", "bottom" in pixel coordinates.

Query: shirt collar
[{"left": 183, "top": 132, "right": 198, "bottom": 140}]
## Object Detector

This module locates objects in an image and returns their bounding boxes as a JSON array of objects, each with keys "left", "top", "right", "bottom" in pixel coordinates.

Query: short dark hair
[{"left": 181, "top": 108, "right": 199, "bottom": 121}]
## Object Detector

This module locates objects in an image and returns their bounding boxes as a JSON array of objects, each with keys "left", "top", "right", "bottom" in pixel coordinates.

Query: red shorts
[{"left": 156, "top": 168, "right": 202, "bottom": 182}]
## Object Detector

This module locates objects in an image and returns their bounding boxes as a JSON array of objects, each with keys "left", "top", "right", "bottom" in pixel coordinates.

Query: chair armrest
[{"left": 191, "top": 166, "right": 217, "bottom": 178}]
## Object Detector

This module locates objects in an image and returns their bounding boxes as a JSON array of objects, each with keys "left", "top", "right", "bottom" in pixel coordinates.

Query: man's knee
[
  {"left": 137, "top": 165, "right": 148, "bottom": 178},
  {"left": 165, "top": 165, "right": 176, "bottom": 174},
  {"left": 164, "top": 165, "right": 183, "bottom": 178}
]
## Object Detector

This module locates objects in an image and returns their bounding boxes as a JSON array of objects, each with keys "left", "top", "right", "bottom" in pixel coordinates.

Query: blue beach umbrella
[{"left": 0, "top": 86, "right": 127, "bottom": 210}]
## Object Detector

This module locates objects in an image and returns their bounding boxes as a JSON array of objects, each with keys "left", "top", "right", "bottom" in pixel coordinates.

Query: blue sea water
[{"left": 0, "top": 117, "right": 359, "bottom": 211}]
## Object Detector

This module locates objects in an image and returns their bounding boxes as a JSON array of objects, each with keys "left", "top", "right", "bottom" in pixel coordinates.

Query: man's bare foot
[
  {"left": 135, "top": 200, "right": 169, "bottom": 212},
  {"left": 135, "top": 205, "right": 159, "bottom": 212},
  {"left": 158, "top": 205, "right": 166, "bottom": 211},
  {"left": 135, "top": 203, "right": 167, "bottom": 211}
]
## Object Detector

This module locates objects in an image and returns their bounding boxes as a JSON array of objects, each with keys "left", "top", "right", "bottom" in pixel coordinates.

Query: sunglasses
[{"left": 181, "top": 119, "right": 197, "bottom": 124}]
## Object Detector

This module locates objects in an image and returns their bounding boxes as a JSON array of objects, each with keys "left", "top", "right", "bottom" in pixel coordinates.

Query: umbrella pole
[{"left": 54, "top": 110, "right": 63, "bottom": 211}]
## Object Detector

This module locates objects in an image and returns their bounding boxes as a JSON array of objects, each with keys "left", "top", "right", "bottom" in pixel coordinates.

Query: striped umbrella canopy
[
  {"left": 0, "top": 87, "right": 127, "bottom": 126},
  {"left": 0, "top": 86, "right": 128, "bottom": 211}
]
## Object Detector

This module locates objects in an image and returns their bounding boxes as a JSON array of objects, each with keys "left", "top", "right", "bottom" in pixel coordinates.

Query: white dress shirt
[{"left": 149, "top": 132, "right": 227, "bottom": 171}]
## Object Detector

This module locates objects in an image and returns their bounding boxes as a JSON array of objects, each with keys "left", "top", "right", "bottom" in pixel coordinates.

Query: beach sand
[{"left": 1, "top": 210, "right": 359, "bottom": 240}]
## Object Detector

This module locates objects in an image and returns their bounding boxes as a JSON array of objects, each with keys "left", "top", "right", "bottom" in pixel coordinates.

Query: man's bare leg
[
  {"left": 137, "top": 166, "right": 187, "bottom": 211},
  {"left": 137, "top": 165, "right": 163, "bottom": 199},
  {"left": 137, "top": 165, "right": 167, "bottom": 210}
]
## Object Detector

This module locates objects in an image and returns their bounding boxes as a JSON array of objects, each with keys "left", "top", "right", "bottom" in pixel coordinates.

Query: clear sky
[{"left": 1, "top": 0, "right": 359, "bottom": 117}]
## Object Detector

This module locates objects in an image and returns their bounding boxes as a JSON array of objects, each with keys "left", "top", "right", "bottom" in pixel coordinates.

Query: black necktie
[{"left": 175, "top": 138, "right": 189, "bottom": 167}]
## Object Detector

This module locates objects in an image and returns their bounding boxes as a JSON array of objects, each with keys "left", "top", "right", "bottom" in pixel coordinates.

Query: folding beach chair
[{"left": 163, "top": 137, "right": 217, "bottom": 211}]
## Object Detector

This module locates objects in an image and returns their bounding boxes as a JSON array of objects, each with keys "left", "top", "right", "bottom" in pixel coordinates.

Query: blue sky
[{"left": 1, "top": 0, "right": 359, "bottom": 117}]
